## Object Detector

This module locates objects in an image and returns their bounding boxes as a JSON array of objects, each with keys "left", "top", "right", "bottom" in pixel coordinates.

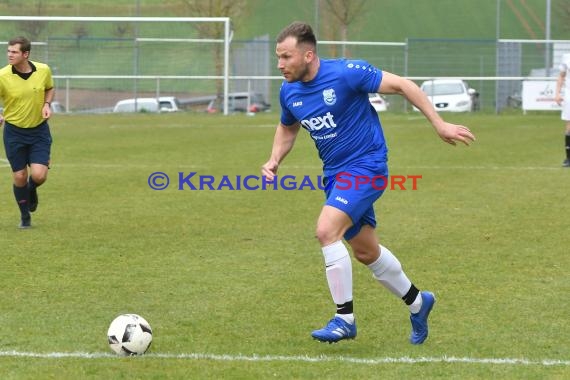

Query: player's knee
[
  {"left": 315, "top": 225, "right": 343, "bottom": 246},
  {"left": 32, "top": 172, "right": 48, "bottom": 185},
  {"left": 352, "top": 248, "right": 368, "bottom": 263},
  {"left": 13, "top": 171, "right": 28, "bottom": 186},
  {"left": 352, "top": 247, "right": 379, "bottom": 265}
]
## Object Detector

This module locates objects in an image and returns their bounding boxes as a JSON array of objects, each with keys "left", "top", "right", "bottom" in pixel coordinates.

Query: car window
[
  {"left": 232, "top": 96, "right": 248, "bottom": 111},
  {"left": 159, "top": 100, "right": 173, "bottom": 110},
  {"left": 251, "top": 94, "right": 264, "bottom": 103},
  {"left": 422, "top": 83, "right": 465, "bottom": 96}
]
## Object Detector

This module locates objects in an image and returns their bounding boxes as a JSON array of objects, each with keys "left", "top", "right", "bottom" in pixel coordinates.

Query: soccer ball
[{"left": 107, "top": 314, "right": 153, "bottom": 356}]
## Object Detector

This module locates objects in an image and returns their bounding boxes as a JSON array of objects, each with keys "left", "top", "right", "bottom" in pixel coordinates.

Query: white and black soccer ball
[{"left": 107, "top": 314, "right": 153, "bottom": 356}]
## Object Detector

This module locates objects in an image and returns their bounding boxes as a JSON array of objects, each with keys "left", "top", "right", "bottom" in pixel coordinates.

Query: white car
[
  {"left": 113, "top": 96, "right": 180, "bottom": 113},
  {"left": 368, "top": 93, "right": 389, "bottom": 112},
  {"left": 416, "top": 79, "right": 476, "bottom": 112}
]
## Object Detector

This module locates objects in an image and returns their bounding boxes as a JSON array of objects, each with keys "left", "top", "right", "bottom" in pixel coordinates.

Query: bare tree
[
  {"left": 17, "top": 0, "right": 47, "bottom": 41},
  {"left": 72, "top": 23, "right": 89, "bottom": 48},
  {"left": 112, "top": 23, "right": 133, "bottom": 39},
  {"left": 322, "top": 0, "right": 368, "bottom": 57},
  {"left": 556, "top": 0, "right": 570, "bottom": 33},
  {"left": 18, "top": 20, "right": 47, "bottom": 41},
  {"left": 181, "top": 0, "right": 248, "bottom": 95}
]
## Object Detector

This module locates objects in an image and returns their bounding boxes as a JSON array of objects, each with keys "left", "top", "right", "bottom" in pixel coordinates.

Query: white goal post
[{"left": 0, "top": 16, "right": 233, "bottom": 115}]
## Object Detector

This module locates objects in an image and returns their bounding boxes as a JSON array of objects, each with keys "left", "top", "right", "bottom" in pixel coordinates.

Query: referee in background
[{"left": 0, "top": 36, "right": 54, "bottom": 228}]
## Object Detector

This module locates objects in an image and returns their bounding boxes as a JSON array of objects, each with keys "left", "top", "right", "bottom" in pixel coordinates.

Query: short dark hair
[
  {"left": 9, "top": 36, "right": 31, "bottom": 53},
  {"left": 276, "top": 21, "right": 317, "bottom": 49}
]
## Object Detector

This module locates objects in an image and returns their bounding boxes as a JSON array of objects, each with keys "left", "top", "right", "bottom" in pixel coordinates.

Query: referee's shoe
[{"left": 19, "top": 215, "right": 31, "bottom": 229}]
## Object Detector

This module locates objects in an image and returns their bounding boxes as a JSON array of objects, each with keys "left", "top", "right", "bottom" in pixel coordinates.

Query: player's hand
[
  {"left": 435, "top": 122, "right": 475, "bottom": 146},
  {"left": 261, "top": 159, "right": 279, "bottom": 181},
  {"left": 0, "top": 114, "right": 4, "bottom": 126},
  {"left": 42, "top": 103, "right": 52, "bottom": 119},
  {"left": 554, "top": 94, "right": 563, "bottom": 106}
]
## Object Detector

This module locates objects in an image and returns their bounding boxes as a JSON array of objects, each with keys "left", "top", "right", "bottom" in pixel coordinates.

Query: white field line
[
  {"left": 0, "top": 156, "right": 564, "bottom": 172},
  {"left": 18, "top": 163, "right": 563, "bottom": 171},
  {"left": 109, "top": 124, "right": 277, "bottom": 129},
  {"left": 0, "top": 351, "right": 568, "bottom": 366}
]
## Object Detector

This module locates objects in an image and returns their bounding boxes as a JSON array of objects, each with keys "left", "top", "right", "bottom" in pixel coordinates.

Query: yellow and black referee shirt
[{"left": 0, "top": 60, "right": 54, "bottom": 128}]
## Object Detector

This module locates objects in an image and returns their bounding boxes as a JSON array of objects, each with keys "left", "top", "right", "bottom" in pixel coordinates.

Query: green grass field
[{"left": 1, "top": 111, "right": 569, "bottom": 379}]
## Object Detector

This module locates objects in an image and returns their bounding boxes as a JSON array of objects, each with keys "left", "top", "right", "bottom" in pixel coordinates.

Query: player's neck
[
  {"left": 303, "top": 57, "right": 320, "bottom": 82},
  {"left": 13, "top": 60, "right": 32, "bottom": 74}
]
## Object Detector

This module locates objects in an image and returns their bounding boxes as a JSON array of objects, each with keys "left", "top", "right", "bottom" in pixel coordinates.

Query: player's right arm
[{"left": 261, "top": 122, "right": 301, "bottom": 181}]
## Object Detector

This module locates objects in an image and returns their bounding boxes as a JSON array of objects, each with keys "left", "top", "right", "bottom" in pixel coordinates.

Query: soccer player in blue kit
[{"left": 262, "top": 22, "right": 476, "bottom": 344}]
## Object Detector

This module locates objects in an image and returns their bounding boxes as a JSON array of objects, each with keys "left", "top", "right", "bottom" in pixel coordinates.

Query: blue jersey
[{"left": 280, "top": 58, "right": 387, "bottom": 177}]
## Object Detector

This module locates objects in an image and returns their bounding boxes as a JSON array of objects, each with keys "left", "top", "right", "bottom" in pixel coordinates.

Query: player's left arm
[
  {"left": 43, "top": 87, "right": 54, "bottom": 119},
  {"left": 555, "top": 70, "right": 566, "bottom": 105},
  {"left": 261, "top": 122, "right": 301, "bottom": 181},
  {"left": 378, "top": 71, "right": 475, "bottom": 146},
  {"left": 0, "top": 84, "right": 4, "bottom": 126}
]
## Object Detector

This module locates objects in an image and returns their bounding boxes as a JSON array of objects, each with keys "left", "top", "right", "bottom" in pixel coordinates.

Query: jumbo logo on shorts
[
  {"left": 335, "top": 196, "right": 348, "bottom": 205},
  {"left": 322, "top": 88, "right": 336, "bottom": 106}
]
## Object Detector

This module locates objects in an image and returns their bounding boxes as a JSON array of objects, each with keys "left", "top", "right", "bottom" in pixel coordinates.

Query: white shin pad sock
[
  {"left": 322, "top": 241, "right": 353, "bottom": 305},
  {"left": 368, "top": 245, "right": 412, "bottom": 298}
]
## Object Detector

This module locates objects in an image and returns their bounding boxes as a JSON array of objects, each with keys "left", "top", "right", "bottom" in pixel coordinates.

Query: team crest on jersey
[{"left": 322, "top": 88, "right": 337, "bottom": 106}]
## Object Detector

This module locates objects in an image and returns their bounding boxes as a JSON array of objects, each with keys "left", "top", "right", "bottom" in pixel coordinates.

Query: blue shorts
[
  {"left": 323, "top": 161, "right": 389, "bottom": 241},
  {"left": 3, "top": 120, "right": 52, "bottom": 172}
]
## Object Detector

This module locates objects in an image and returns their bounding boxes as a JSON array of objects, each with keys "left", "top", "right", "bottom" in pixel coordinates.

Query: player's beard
[{"left": 288, "top": 62, "right": 310, "bottom": 83}]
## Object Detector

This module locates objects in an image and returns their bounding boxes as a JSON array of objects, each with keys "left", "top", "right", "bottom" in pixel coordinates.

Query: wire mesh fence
[{"left": 1, "top": 17, "right": 568, "bottom": 113}]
